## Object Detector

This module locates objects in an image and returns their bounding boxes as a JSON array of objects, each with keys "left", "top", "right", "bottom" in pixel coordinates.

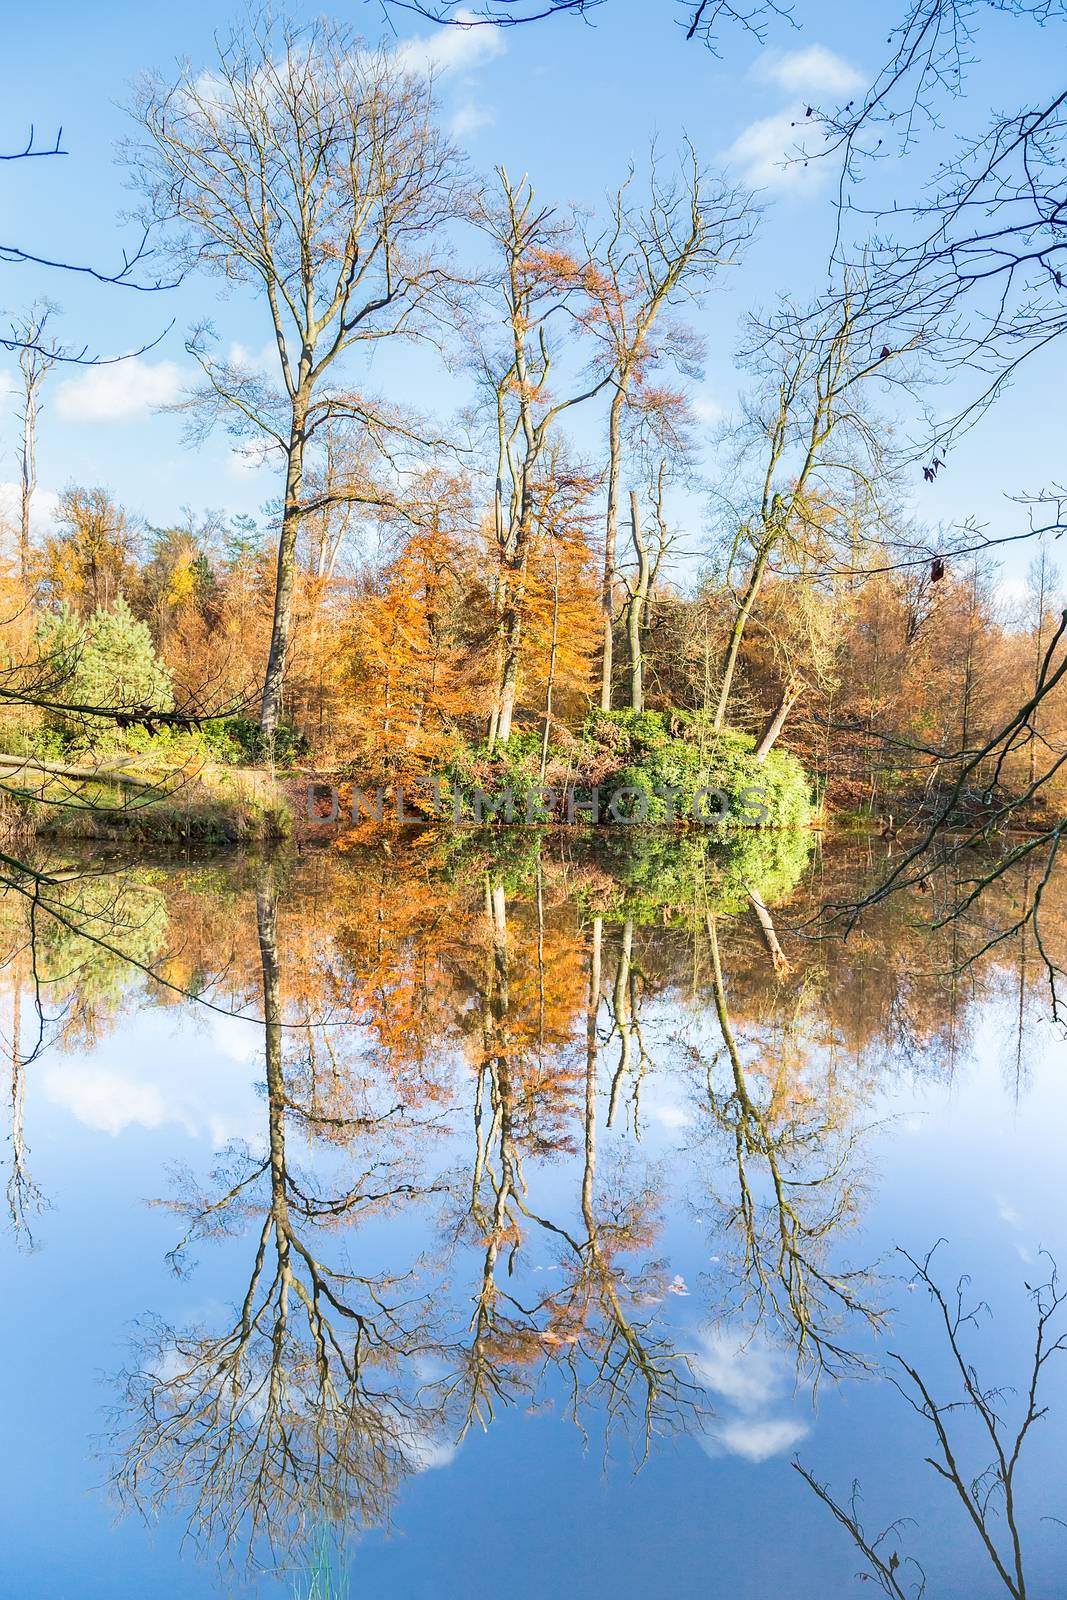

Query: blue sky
[{"left": 0, "top": 0, "right": 1062, "bottom": 596}]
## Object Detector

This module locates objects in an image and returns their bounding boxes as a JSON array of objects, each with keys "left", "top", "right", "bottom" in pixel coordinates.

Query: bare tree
[
  {"left": 619, "top": 458, "right": 684, "bottom": 714},
  {"left": 712, "top": 280, "right": 917, "bottom": 736},
  {"left": 700, "top": 911, "right": 882, "bottom": 1377},
  {"left": 113, "top": 875, "right": 449, "bottom": 1567},
  {"left": 473, "top": 168, "right": 607, "bottom": 748},
  {"left": 585, "top": 144, "right": 753, "bottom": 709},
  {"left": 447, "top": 890, "right": 697, "bottom": 1446},
  {"left": 127, "top": 12, "right": 464, "bottom": 741},
  {"left": 11, "top": 302, "right": 61, "bottom": 582}
]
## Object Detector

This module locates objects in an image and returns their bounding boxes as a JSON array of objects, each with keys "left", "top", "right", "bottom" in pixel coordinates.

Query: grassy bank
[
  {"left": 2, "top": 708, "right": 815, "bottom": 851},
  {"left": 1, "top": 760, "right": 293, "bottom": 848}
]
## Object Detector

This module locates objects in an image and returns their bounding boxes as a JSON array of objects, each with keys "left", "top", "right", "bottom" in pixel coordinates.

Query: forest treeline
[
  {"left": 1, "top": 440, "right": 1063, "bottom": 825},
  {"left": 3, "top": 10, "right": 1066, "bottom": 837}
]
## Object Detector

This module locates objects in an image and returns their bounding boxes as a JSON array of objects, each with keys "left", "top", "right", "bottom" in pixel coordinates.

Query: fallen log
[{"left": 0, "top": 754, "right": 157, "bottom": 790}]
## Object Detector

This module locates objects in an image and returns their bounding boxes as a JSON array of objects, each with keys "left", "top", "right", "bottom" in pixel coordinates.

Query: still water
[{"left": 1, "top": 830, "right": 1065, "bottom": 1598}]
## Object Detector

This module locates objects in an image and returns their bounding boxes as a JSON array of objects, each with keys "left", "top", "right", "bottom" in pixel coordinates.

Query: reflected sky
[{"left": 1, "top": 837, "right": 1066, "bottom": 1599}]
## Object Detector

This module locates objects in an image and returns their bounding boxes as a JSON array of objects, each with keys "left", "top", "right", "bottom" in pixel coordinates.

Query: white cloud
[
  {"left": 729, "top": 44, "right": 862, "bottom": 192},
  {"left": 54, "top": 358, "right": 186, "bottom": 423},
  {"left": 757, "top": 45, "right": 863, "bottom": 98},
  {"left": 450, "top": 100, "right": 494, "bottom": 138},
  {"left": 648, "top": 1100, "right": 692, "bottom": 1131},
  {"left": 692, "top": 1327, "right": 810, "bottom": 1460},
  {"left": 227, "top": 339, "right": 279, "bottom": 374},
  {"left": 691, "top": 395, "right": 724, "bottom": 429},
  {"left": 395, "top": 10, "right": 506, "bottom": 76},
  {"left": 227, "top": 442, "right": 278, "bottom": 478},
  {"left": 399, "top": 1426, "right": 459, "bottom": 1472},
  {"left": 727, "top": 110, "right": 823, "bottom": 192},
  {"left": 710, "top": 1415, "right": 810, "bottom": 1462},
  {"left": 209, "top": 1012, "right": 267, "bottom": 1065},
  {"left": 43, "top": 1062, "right": 227, "bottom": 1141}
]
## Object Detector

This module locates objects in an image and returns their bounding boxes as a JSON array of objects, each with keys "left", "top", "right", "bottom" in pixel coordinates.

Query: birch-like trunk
[
  {"left": 600, "top": 386, "right": 626, "bottom": 711},
  {"left": 260, "top": 395, "right": 309, "bottom": 741}
]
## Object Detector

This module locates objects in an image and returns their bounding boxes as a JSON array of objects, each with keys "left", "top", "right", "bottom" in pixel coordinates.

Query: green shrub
[
  {"left": 443, "top": 736, "right": 555, "bottom": 822},
  {"left": 34, "top": 598, "right": 173, "bottom": 753},
  {"left": 437, "top": 709, "right": 813, "bottom": 832},
  {"left": 581, "top": 709, "right": 812, "bottom": 830},
  {"left": 212, "top": 715, "right": 309, "bottom": 767}
]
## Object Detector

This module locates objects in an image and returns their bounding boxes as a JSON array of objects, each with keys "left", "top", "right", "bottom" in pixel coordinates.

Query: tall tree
[
  {"left": 128, "top": 11, "right": 463, "bottom": 742},
  {"left": 474, "top": 168, "right": 606, "bottom": 748},
  {"left": 713, "top": 281, "right": 916, "bottom": 735},
  {"left": 12, "top": 302, "right": 61, "bottom": 583},
  {"left": 38, "top": 486, "right": 140, "bottom": 614},
  {"left": 586, "top": 145, "right": 752, "bottom": 709}
]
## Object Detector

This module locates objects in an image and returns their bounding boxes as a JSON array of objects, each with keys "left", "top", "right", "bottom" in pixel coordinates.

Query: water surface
[{"left": 1, "top": 832, "right": 1065, "bottom": 1598}]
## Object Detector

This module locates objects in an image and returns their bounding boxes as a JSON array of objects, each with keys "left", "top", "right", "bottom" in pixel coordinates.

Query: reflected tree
[
  {"left": 696, "top": 909, "right": 882, "bottom": 1377},
  {"left": 797, "top": 1246, "right": 1067, "bottom": 1598},
  {"left": 449, "top": 887, "right": 700, "bottom": 1450},
  {"left": 112, "top": 872, "right": 451, "bottom": 1568}
]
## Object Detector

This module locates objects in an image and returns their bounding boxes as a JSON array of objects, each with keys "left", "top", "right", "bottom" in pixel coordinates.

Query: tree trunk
[
  {"left": 600, "top": 385, "right": 625, "bottom": 712},
  {"left": 19, "top": 387, "right": 37, "bottom": 585},
  {"left": 493, "top": 543, "right": 530, "bottom": 747},
  {"left": 0, "top": 754, "right": 156, "bottom": 787},
  {"left": 606, "top": 918, "right": 633, "bottom": 1127},
  {"left": 714, "top": 535, "right": 773, "bottom": 731},
  {"left": 583, "top": 915, "right": 602, "bottom": 1220},
  {"left": 626, "top": 490, "right": 650, "bottom": 713},
  {"left": 495, "top": 607, "right": 522, "bottom": 745},
  {"left": 260, "top": 397, "right": 309, "bottom": 742},
  {"left": 540, "top": 545, "right": 561, "bottom": 782},
  {"left": 747, "top": 888, "right": 791, "bottom": 975},
  {"left": 753, "top": 678, "right": 802, "bottom": 762},
  {"left": 256, "top": 880, "right": 293, "bottom": 1262}
]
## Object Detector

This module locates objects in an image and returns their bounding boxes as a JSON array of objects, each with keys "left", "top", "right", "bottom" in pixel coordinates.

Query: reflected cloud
[
  {"left": 41, "top": 1019, "right": 263, "bottom": 1144},
  {"left": 692, "top": 1329, "right": 789, "bottom": 1412},
  {"left": 693, "top": 1329, "right": 810, "bottom": 1461},
  {"left": 710, "top": 1416, "right": 810, "bottom": 1463},
  {"left": 400, "top": 1429, "right": 460, "bottom": 1473}
]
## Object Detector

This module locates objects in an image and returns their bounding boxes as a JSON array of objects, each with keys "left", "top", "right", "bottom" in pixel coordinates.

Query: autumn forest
[{"left": 3, "top": 3, "right": 1067, "bottom": 1597}]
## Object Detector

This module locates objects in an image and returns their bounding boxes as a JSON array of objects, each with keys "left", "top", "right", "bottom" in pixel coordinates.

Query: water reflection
[
  {"left": 113, "top": 873, "right": 451, "bottom": 1559},
  {"left": 1, "top": 829, "right": 1065, "bottom": 1591},
  {"left": 796, "top": 1246, "right": 1067, "bottom": 1599}
]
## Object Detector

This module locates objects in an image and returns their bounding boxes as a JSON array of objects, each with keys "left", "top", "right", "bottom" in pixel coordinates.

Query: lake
[{"left": 1, "top": 829, "right": 1065, "bottom": 1598}]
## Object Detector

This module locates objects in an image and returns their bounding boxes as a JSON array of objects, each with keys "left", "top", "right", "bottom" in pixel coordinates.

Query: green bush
[
  {"left": 34, "top": 598, "right": 173, "bottom": 753},
  {"left": 581, "top": 709, "right": 812, "bottom": 830},
  {"left": 443, "top": 735, "right": 555, "bottom": 822},
  {"left": 211, "top": 715, "right": 309, "bottom": 767},
  {"left": 438, "top": 709, "right": 813, "bottom": 832}
]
